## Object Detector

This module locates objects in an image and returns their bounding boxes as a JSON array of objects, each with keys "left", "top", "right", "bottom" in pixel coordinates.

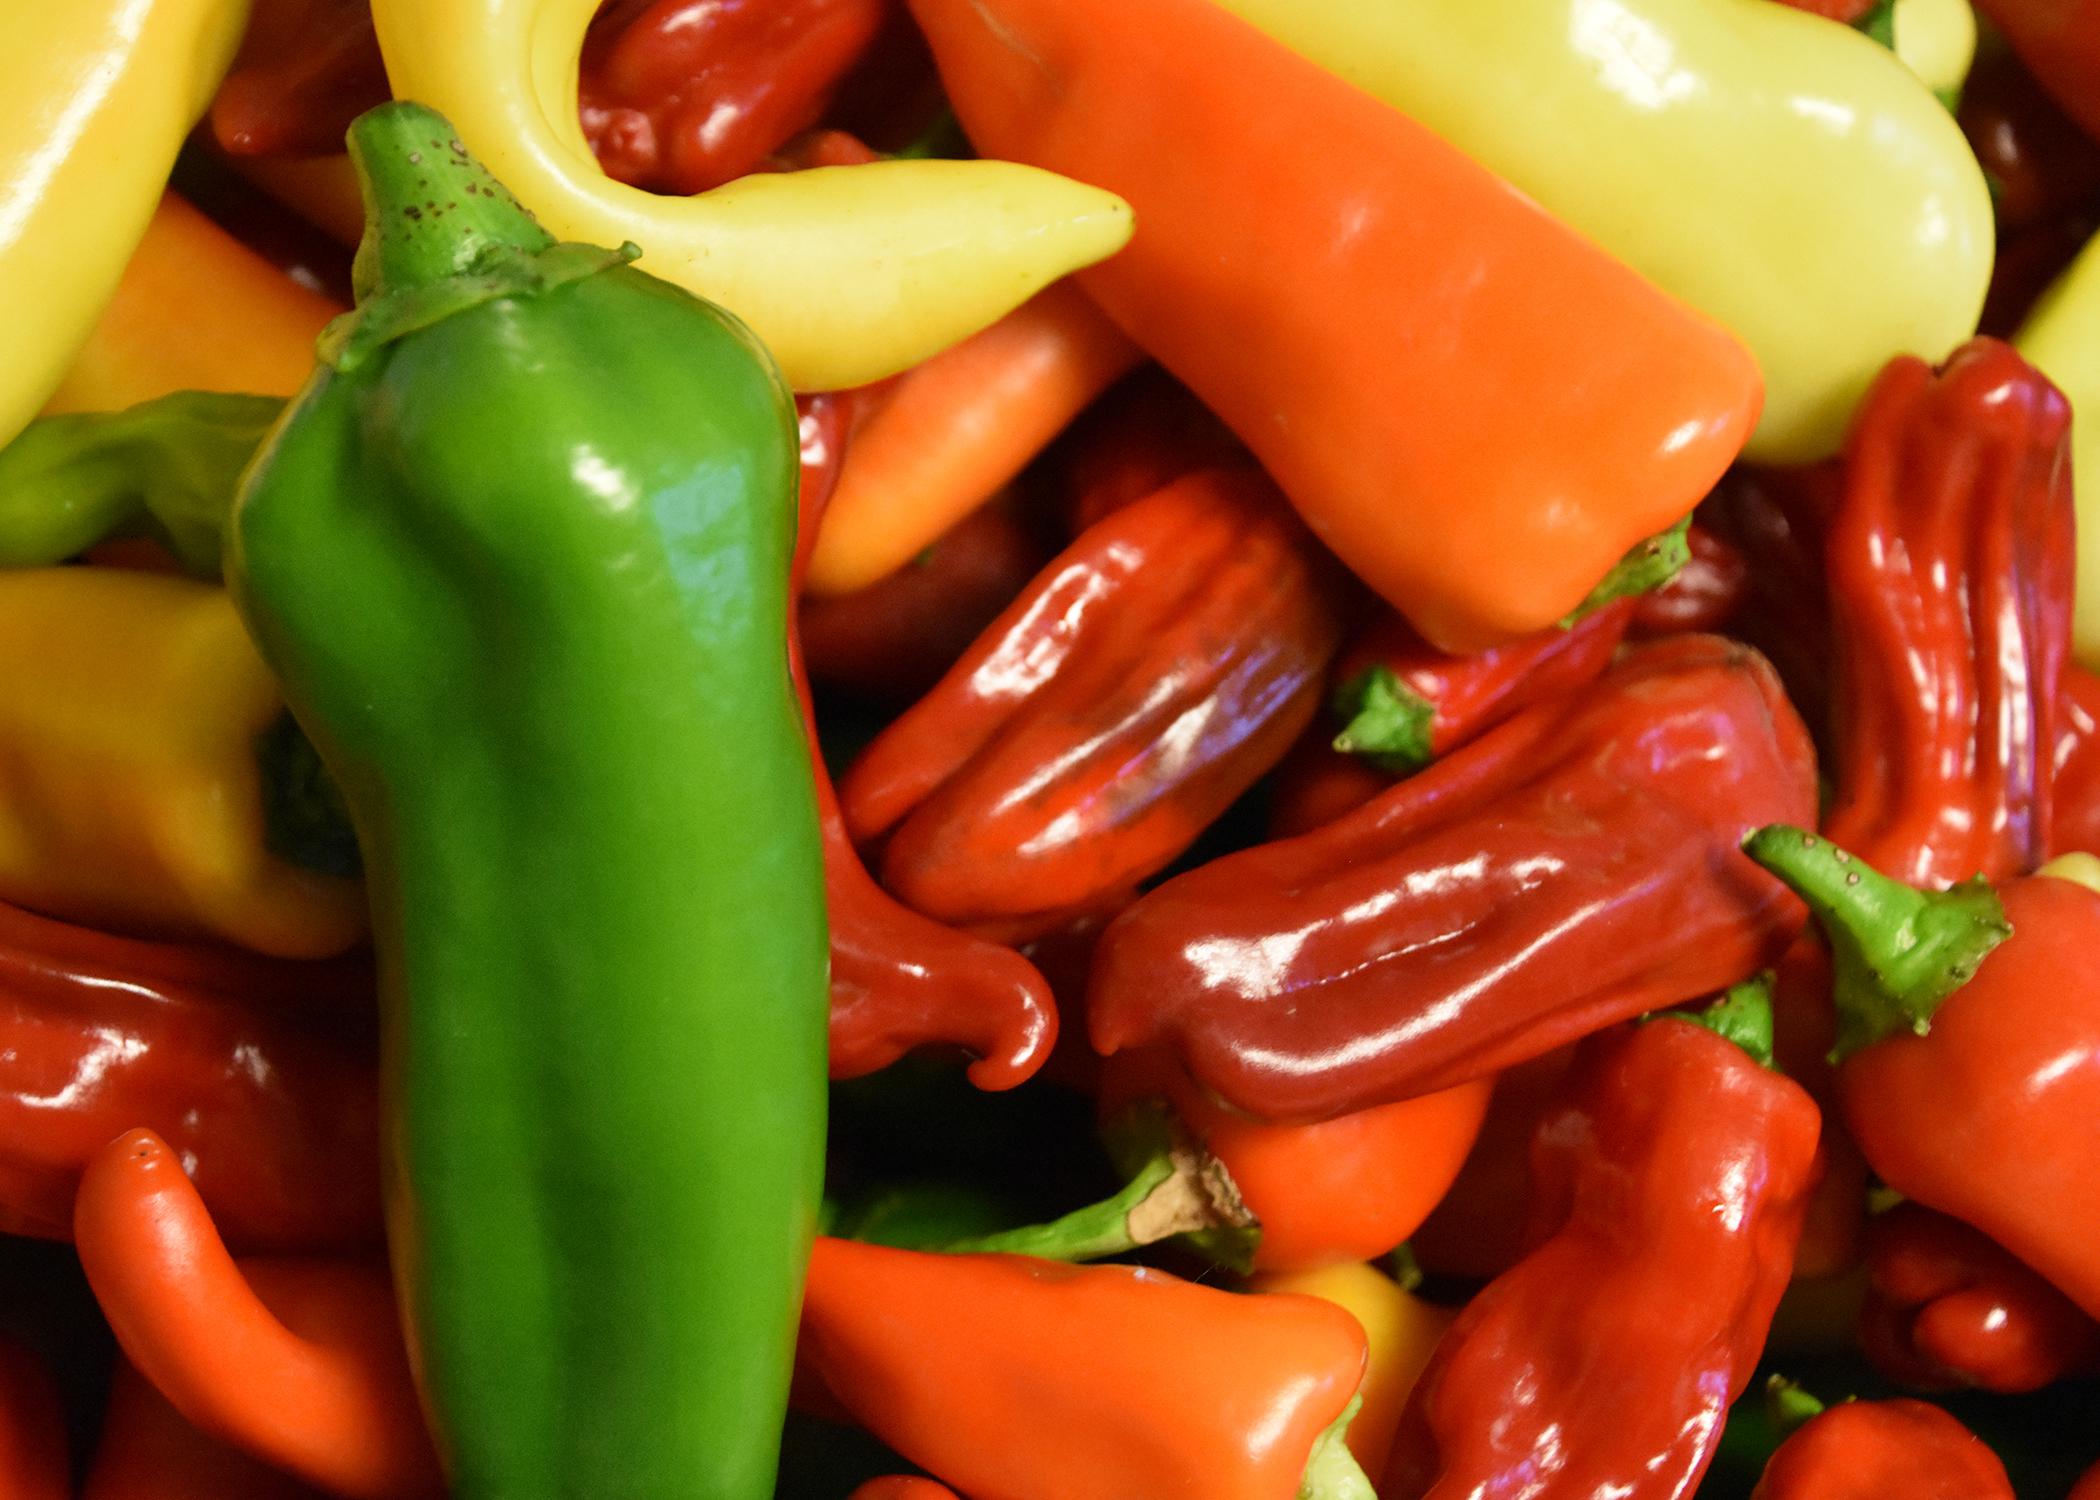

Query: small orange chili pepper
[
  {"left": 72, "top": 1128, "right": 442, "bottom": 1500},
  {"left": 0, "top": 1337, "right": 67, "bottom": 1500},
  {"left": 43, "top": 195, "right": 340, "bottom": 416},
  {"left": 84, "top": 1358, "right": 328, "bottom": 1500}
]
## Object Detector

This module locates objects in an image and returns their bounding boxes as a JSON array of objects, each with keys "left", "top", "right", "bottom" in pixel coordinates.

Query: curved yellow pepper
[
  {"left": 0, "top": 0, "right": 250, "bottom": 450},
  {"left": 2015, "top": 233, "right": 2100, "bottom": 666},
  {"left": 1892, "top": 0, "right": 1977, "bottom": 107},
  {"left": 0, "top": 568, "right": 367, "bottom": 959},
  {"left": 371, "top": 0, "right": 1135, "bottom": 392},
  {"left": 1209, "top": 0, "right": 1993, "bottom": 463}
]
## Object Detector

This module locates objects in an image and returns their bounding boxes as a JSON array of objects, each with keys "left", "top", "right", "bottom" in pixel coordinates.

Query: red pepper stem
[
  {"left": 1740, "top": 825, "right": 2012, "bottom": 1061},
  {"left": 937, "top": 1105, "right": 1255, "bottom": 1267},
  {"left": 1331, "top": 665, "right": 1435, "bottom": 774},
  {"left": 1764, "top": 1375, "right": 1827, "bottom": 1439},
  {"left": 1656, "top": 974, "right": 1777, "bottom": 1069}
]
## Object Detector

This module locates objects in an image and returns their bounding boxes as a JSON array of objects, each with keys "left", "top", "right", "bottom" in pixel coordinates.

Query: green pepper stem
[
  {"left": 1331, "top": 664, "right": 1435, "bottom": 775},
  {"left": 1656, "top": 975, "right": 1777, "bottom": 1068},
  {"left": 1740, "top": 825, "right": 2012, "bottom": 1060},
  {"left": 346, "top": 101, "right": 555, "bottom": 303},
  {"left": 1298, "top": 1395, "right": 1376, "bottom": 1500},
  {"left": 1764, "top": 1375, "right": 1827, "bottom": 1439}
]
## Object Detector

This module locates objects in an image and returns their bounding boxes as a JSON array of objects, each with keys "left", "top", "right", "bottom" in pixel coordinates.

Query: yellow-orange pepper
[{"left": 0, "top": 568, "right": 365, "bottom": 959}]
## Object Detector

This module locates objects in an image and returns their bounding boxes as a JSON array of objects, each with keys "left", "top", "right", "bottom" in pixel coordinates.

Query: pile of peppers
[{"left": 8, "top": 0, "right": 2100, "bottom": 1496}]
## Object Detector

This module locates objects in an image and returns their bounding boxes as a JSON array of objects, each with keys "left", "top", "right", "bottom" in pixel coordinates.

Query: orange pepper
[
  {"left": 807, "top": 281, "right": 1143, "bottom": 596},
  {"left": 72, "top": 1128, "right": 442, "bottom": 1500},
  {"left": 1247, "top": 1262, "right": 1454, "bottom": 1478},
  {"left": 0, "top": 1338, "right": 68, "bottom": 1500},
  {"left": 42, "top": 194, "right": 340, "bottom": 416},
  {"left": 84, "top": 1359, "right": 328, "bottom": 1500},
  {"left": 906, "top": 0, "right": 1761, "bottom": 652},
  {"left": 799, "top": 1237, "right": 1368, "bottom": 1500}
]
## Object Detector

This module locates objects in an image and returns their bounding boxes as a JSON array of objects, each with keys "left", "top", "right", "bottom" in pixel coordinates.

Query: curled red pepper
[
  {"left": 1089, "top": 635, "right": 1817, "bottom": 1122},
  {"left": 1382, "top": 998, "right": 1821, "bottom": 1498},
  {"left": 841, "top": 467, "right": 1346, "bottom": 939},
  {"left": 1860, "top": 1202, "right": 2100, "bottom": 1393},
  {"left": 1749, "top": 1396, "right": 2013, "bottom": 1500},
  {"left": 1821, "top": 339, "right": 2075, "bottom": 888},
  {"left": 0, "top": 900, "right": 380, "bottom": 1251}
]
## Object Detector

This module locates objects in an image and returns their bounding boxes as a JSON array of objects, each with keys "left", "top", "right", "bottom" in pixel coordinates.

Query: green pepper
[{"left": 225, "top": 101, "right": 828, "bottom": 1500}]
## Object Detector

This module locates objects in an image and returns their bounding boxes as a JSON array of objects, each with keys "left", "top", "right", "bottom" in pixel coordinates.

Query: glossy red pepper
[
  {"left": 799, "top": 1236, "right": 1371, "bottom": 1500},
  {"left": 1859, "top": 1202, "right": 2100, "bottom": 1392},
  {"left": 84, "top": 1359, "right": 328, "bottom": 1500},
  {"left": 1972, "top": 1, "right": 2100, "bottom": 147},
  {"left": 1089, "top": 635, "right": 1817, "bottom": 1123},
  {"left": 1406, "top": 1046, "right": 1578, "bottom": 1281},
  {"left": 848, "top": 1482, "right": 960, "bottom": 1500},
  {"left": 581, "top": 0, "right": 888, "bottom": 193},
  {"left": 1700, "top": 462, "right": 1841, "bottom": 746},
  {"left": 1382, "top": 997, "right": 1821, "bottom": 1499},
  {"left": 2052, "top": 663, "right": 2100, "bottom": 857},
  {"left": 1746, "top": 831, "right": 2100, "bottom": 1324},
  {"left": 1958, "top": 44, "right": 2100, "bottom": 237},
  {"left": 1053, "top": 366, "right": 1246, "bottom": 534},
  {"left": 1821, "top": 339, "right": 2074, "bottom": 888},
  {"left": 0, "top": 1338, "right": 67, "bottom": 1500},
  {"left": 1627, "top": 523, "right": 1751, "bottom": 638},
  {"left": 793, "top": 395, "right": 1059, "bottom": 1087},
  {"left": 0, "top": 899, "right": 379, "bottom": 1251},
  {"left": 840, "top": 467, "right": 1346, "bottom": 939},
  {"left": 1749, "top": 1397, "right": 2013, "bottom": 1500}
]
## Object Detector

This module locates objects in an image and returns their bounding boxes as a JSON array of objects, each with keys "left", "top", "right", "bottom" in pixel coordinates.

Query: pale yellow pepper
[
  {"left": 1892, "top": 0, "right": 1978, "bottom": 107},
  {"left": 0, "top": 568, "right": 367, "bottom": 959},
  {"left": 371, "top": 0, "right": 1135, "bottom": 392},
  {"left": 2015, "top": 235, "right": 2100, "bottom": 665},
  {"left": 1209, "top": 0, "right": 1993, "bottom": 463},
  {"left": 0, "top": 0, "right": 251, "bottom": 450}
]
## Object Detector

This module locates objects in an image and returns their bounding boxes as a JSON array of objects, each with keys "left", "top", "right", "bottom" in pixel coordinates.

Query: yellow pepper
[
  {"left": 1248, "top": 1262, "right": 1453, "bottom": 1477},
  {"left": 1891, "top": 0, "right": 1978, "bottom": 108},
  {"left": 370, "top": 0, "right": 1135, "bottom": 392},
  {"left": 0, "top": 567, "right": 366, "bottom": 959},
  {"left": 1207, "top": 0, "right": 1993, "bottom": 463},
  {"left": 0, "top": 0, "right": 251, "bottom": 449},
  {"left": 2015, "top": 233, "right": 2100, "bottom": 665}
]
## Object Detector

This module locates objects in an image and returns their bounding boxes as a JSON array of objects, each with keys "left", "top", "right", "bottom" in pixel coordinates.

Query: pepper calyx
[
  {"left": 1559, "top": 514, "right": 1691, "bottom": 627},
  {"left": 1331, "top": 664, "right": 1435, "bottom": 775},
  {"left": 1654, "top": 973, "right": 1777, "bottom": 1069},
  {"left": 1741, "top": 825, "right": 2012, "bottom": 1061},
  {"left": 1298, "top": 1394, "right": 1375, "bottom": 1500}
]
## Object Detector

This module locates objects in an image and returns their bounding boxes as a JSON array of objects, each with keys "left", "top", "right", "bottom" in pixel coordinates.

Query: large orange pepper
[{"left": 905, "top": 0, "right": 1761, "bottom": 651}]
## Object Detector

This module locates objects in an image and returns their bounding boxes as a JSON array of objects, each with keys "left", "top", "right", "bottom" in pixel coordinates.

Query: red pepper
[
  {"left": 1771, "top": 0, "right": 1877, "bottom": 19},
  {"left": 1089, "top": 635, "right": 1818, "bottom": 1123},
  {"left": 2052, "top": 663, "right": 2100, "bottom": 857},
  {"left": 0, "top": 1339, "right": 67, "bottom": 1500},
  {"left": 840, "top": 467, "right": 1346, "bottom": 939},
  {"left": 1745, "top": 831, "right": 2100, "bottom": 1324},
  {"left": 1821, "top": 339, "right": 2074, "bottom": 888},
  {"left": 1958, "top": 44, "right": 2100, "bottom": 237},
  {"left": 1406, "top": 1046, "right": 1578, "bottom": 1281},
  {"left": 0, "top": 899, "right": 380, "bottom": 1251},
  {"left": 1700, "top": 462, "right": 1841, "bottom": 745},
  {"left": 798, "top": 1237, "right": 1371, "bottom": 1500},
  {"left": 1749, "top": 1397, "right": 2013, "bottom": 1500},
  {"left": 581, "top": 0, "right": 888, "bottom": 193},
  {"left": 1971, "top": 1, "right": 2100, "bottom": 147},
  {"left": 2077, "top": 1459, "right": 2100, "bottom": 1500},
  {"left": 1053, "top": 366, "right": 1247, "bottom": 534},
  {"left": 209, "top": 0, "right": 389, "bottom": 157},
  {"left": 1860, "top": 1202, "right": 2100, "bottom": 1393},
  {"left": 849, "top": 1482, "right": 961, "bottom": 1500},
  {"left": 84, "top": 1359, "right": 328, "bottom": 1500},
  {"left": 792, "top": 395, "right": 1060, "bottom": 1087},
  {"left": 1627, "top": 523, "right": 1751, "bottom": 638},
  {"left": 1382, "top": 991, "right": 1821, "bottom": 1499}
]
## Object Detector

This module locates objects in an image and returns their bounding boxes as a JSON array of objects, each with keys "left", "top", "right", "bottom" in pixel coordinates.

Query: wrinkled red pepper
[
  {"left": 1821, "top": 339, "right": 2074, "bottom": 888},
  {"left": 1746, "top": 830, "right": 2100, "bottom": 1324},
  {"left": 1749, "top": 1397, "right": 2014, "bottom": 1500},
  {"left": 840, "top": 467, "right": 1346, "bottom": 940},
  {"left": 2052, "top": 663, "right": 2100, "bottom": 858},
  {"left": 0, "top": 899, "right": 379, "bottom": 1251},
  {"left": 1382, "top": 996, "right": 1821, "bottom": 1499},
  {"left": 581, "top": 0, "right": 889, "bottom": 193},
  {"left": 1860, "top": 1202, "right": 2100, "bottom": 1393},
  {"left": 1089, "top": 635, "right": 1817, "bottom": 1123},
  {"left": 793, "top": 396, "right": 1059, "bottom": 1088}
]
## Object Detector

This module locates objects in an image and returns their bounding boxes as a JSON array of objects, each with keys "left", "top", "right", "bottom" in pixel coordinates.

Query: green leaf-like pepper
[{"left": 226, "top": 101, "right": 828, "bottom": 1500}]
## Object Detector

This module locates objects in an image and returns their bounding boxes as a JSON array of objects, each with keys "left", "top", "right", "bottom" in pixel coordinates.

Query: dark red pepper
[
  {"left": 1627, "top": 523, "right": 1750, "bottom": 638},
  {"left": 1381, "top": 994, "right": 1821, "bottom": 1499},
  {"left": 1859, "top": 1202, "right": 2100, "bottom": 1393},
  {"left": 839, "top": 467, "right": 1347, "bottom": 940},
  {"left": 1052, "top": 366, "right": 1247, "bottom": 535},
  {"left": 0, "top": 899, "right": 380, "bottom": 1252},
  {"left": 1088, "top": 635, "right": 1818, "bottom": 1123},
  {"left": 1820, "top": 338, "right": 2074, "bottom": 888},
  {"left": 793, "top": 395, "right": 1060, "bottom": 1088},
  {"left": 2051, "top": 663, "right": 2100, "bottom": 858},
  {"left": 1749, "top": 1397, "right": 2013, "bottom": 1500},
  {"left": 1971, "top": 0, "right": 2100, "bottom": 148},
  {"left": 1699, "top": 462, "right": 1840, "bottom": 746},
  {"left": 1958, "top": 43, "right": 2100, "bottom": 237},
  {"left": 209, "top": 0, "right": 388, "bottom": 158}
]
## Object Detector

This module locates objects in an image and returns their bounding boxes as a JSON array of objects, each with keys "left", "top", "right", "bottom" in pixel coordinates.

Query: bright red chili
[
  {"left": 0, "top": 899, "right": 379, "bottom": 1251},
  {"left": 1749, "top": 1397, "right": 2013, "bottom": 1500},
  {"left": 1382, "top": 996, "right": 1821, "bottom": 1499},
  {"left": 1089, "top": 635, "right": 1817, "bottom": 1123},
  {"left": 840, "top": 467, "right": 1346, "bottom": 940}
]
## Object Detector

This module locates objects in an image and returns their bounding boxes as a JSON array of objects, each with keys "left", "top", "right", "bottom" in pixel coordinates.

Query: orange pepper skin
[
  {"left": 1099, "top": 1048, "right": 1489, "bottom": 1273},
  {"left": 84, "top": 1359, "right": 328, "bottom": 1500},
  {"left": 800, "top": 1237, "right": 1365, "bottom": 1500},
  {"left": 0, "top": 1338, "right": 68, "bottom": 1500},
  {"left": 72, "top": 1129, "right": 442, "bottom": 1500},
  {"left": 850, "top": 1482, "right": 963, "bottom": 1500},
  {"left": 906, "top": 0, "right": 1761, "bottom": 652},
  {"left": 2076, "top": 1459, "right": 2100, "bottom": 1500},
  {"left": 43, "top": 194, "right": 341, "bottom": 416}
]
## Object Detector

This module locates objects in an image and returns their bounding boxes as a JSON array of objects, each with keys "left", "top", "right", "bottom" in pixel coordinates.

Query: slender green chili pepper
[{"left": 225, "top": 101, "right": 827, "bottom": 1500}]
